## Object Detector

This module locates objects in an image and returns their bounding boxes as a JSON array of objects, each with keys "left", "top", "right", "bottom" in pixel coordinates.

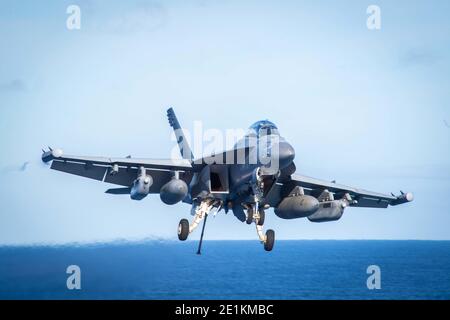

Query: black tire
[
  {"left": 178, "top": 219, "right": 189, "bottom": 241},
  {"left": 257, "top": 210, "right": 265, "bottom": 226},
  {"left": 246, "top": 208, "right": 254, "bottom": 224},
  {"left": 264, "top": 229, "right": 275, "bottom": 251}
]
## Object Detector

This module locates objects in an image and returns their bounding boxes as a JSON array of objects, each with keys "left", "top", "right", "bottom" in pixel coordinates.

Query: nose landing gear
[{"left": 246, "top": 204, "right": 275, "bottom": 251}]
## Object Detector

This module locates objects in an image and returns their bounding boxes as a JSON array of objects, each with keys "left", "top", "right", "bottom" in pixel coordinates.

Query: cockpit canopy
[{"left": 248, "top": 120, "right": 279, "bottom": 136}]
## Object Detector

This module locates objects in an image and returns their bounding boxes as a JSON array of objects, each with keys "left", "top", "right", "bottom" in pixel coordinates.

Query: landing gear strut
[
  {"left": 177, "top": 199, "right": 216, "bottom": 254},
  {"left": 189, "top": 200, "right": 214, "bottom": 233},
  {"left": 177, "top": 200, "right": 214, "bottom": 240}
]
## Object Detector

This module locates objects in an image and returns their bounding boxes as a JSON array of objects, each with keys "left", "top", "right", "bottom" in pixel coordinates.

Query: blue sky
[{"left": 0, "top": 0, "right": 449, "bottom": 244}]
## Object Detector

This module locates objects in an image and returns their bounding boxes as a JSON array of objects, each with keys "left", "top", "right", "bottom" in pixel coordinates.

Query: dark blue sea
[{"left": 0, "top": 241, "right": 449, "bottom": 300}]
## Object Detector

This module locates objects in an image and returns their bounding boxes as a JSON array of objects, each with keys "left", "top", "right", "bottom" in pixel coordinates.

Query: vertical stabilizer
[{"left": 167, "top": 108, "right": 194, "bottom": 162}]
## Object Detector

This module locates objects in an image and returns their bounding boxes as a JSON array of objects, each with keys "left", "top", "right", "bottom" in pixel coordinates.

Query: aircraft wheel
[
  {"left": 178, "top": 219, "right": 189, "bottom": 241},
  {"left": 257, "top": 210, "right": 265, "bottom": 226},
  {"left": 246, "top": 208, "right": 254, "bottom": 224},
  {"left": 264, "top": 229, "right": 275, "bottom": 251}
]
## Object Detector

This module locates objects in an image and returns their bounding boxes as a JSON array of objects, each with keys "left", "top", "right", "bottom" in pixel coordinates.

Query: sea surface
[{"left": 0, "top": 240, "right": 449, "bottom": 300}]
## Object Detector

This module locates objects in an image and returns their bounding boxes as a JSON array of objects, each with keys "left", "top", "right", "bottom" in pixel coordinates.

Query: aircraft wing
[
  {"left": 41, "top": 148, "right": 193, "bottom": 192},
  {"left": 281, "top": 174, "right": 413, "bottom": 208}
]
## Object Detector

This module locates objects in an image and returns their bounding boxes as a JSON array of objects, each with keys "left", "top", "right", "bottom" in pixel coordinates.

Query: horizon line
[{"left": 2, "top": 238, "right": 450, "bottom": 248}]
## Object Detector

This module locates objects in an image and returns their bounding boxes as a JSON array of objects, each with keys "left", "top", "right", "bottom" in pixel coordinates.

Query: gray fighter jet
[{"left": 42, "top": 108, "right": 413, "bottom": 252}]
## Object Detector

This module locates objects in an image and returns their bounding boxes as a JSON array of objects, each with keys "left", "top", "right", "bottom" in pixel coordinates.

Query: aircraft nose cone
[{"left": 278, "top": 142, "right": 295, "bottom": 168}]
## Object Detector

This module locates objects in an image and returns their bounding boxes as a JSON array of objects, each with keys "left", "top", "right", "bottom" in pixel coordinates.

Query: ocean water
[{"left": 0, "top": 240, "right": 449, "bottom": 300}]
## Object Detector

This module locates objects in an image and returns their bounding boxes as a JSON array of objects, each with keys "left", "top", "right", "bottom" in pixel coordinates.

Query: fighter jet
[{"left": 42, "top": 108, "right": 413, "bottom": 252}]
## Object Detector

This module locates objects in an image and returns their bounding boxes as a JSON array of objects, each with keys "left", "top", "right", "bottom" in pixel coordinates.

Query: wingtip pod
[
  {"left": 41, "top": 147, "right": 63, "bottom": 163},
  {"left": 391, "top": 192, "right": 414, "bottom": 206}
]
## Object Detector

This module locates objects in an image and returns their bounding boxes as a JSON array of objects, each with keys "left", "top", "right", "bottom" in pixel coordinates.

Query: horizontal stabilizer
[{"left": 105, "top": 187, "right": 131, "bottom": 195}]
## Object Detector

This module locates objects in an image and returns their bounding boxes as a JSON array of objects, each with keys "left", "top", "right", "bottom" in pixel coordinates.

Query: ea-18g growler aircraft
[{"left": 42, "top": 108, "right": 413, "bottom": 252}]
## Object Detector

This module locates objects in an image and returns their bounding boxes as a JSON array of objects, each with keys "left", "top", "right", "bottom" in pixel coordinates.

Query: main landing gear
[
  {"left": 177, "top": 219, "right": 189, "bottom": 241},
  {"left": 177, "top": 199, "right": 275, "bottom": 252},
  {"left": 178, "top": 199, "right": 214, "bottom": 241},
  {"left": 177, "top": 199, "right": 216, "bottom": 254},
  {"left": 245, "top": 204, "right": 275, "bottom": 252}
]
